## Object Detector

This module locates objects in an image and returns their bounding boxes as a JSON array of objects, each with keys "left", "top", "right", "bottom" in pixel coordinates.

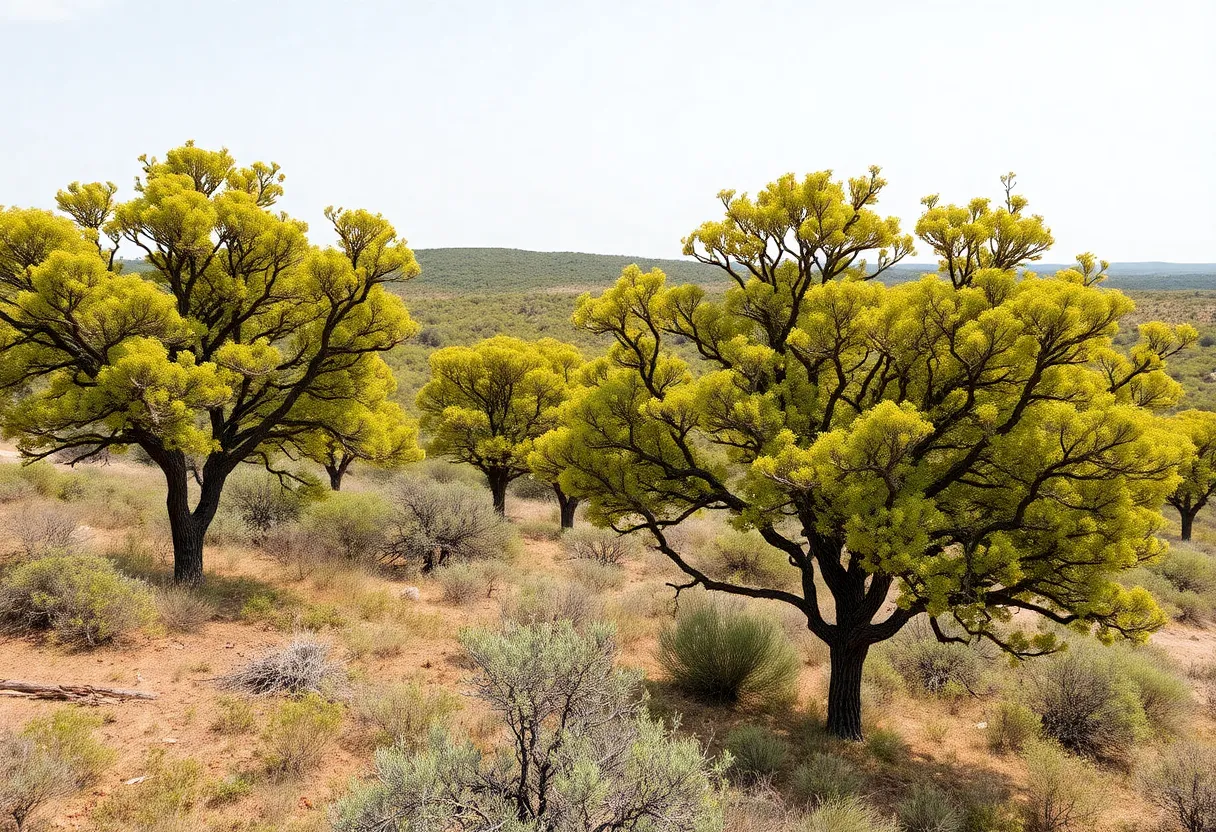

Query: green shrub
[
  {"left": 0, "top": 554, "right": 155, "bottom": 646},
  {"left": 790, "top": 752, "right": 865, "bottom": 806},
  {"left": 502, "top": 578, "right": 599, "bottom": 629},
  {"left": 210, "top": 696, "right": 256, "bottom": 735},
  {"left": 897, "top": 782, "right": 963, "bottom": 832},
  {"left": 1022, "top": 741, "right": 1101, "bottom": 832},
  {"left": 987, "top": 700, "right": 1041, "bottom": 753},
  {"left": 865, "top": 727, "right": 908, "bottom": 765},
  {"left": 1140, "top": 742, "right": 1216, "bottom": 832},
  {"left": 1155, "top": 548, "right": 1216, "bottom": 594},
  {"left": 342, "top": 621, "right": 409, "bottom": 659},
  {"left": 658, "top": 594, "right": 800, "bottom": 709},
  {"left": 436, "top": 562, "right": 496, "bottom": 605},
  {"left": 261, "top": 692, "right": 343, "bottom": 777},
  {"left": 723, "top": 725, "right": 789, "bottom": 784},
  {"left": 21, "top": 707, "right": 115, "bottom": 786},
  {"left": 206, "top": 772, "right": 253, "bottom": 806},
  {"left": 712, "top": 529, "right": 788, "bottom": 586},
  {"left": 888, "top": 622, "right": 984, "bottom": 695},
  {"left": 300, "top": 492, "right": 391, "bottom": 562},
  {"left": 1028, "top": 643, "right": 1189, "bottom": 761},
  {"left": 299, "top": 602, "right": 346, "bottom": 630},
  {"left": 801, "top": 796, "right": 900, "bottom": 832},
  {"left": 862, "top": 652, "right": 905, "bottom": 705},
  {"left": 92, "top": 750, "right": 205, "bottom": 832},
  {"left": 353, "top": 681, "right": 458, "bottom": 749},
  {"left": 383, "top": 478, "right": 516, "bottom": 572}
]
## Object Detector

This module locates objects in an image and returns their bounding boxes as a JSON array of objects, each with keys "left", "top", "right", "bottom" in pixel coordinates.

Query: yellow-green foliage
[
  {"left": 21, "top": 707, "right": 115, "bottom": 786},
  {"left": 92, "top": 750, "right": 205, "bottom": 832},
  {"left": 540, "top": 169, "right": 1194, "bottom": 737},
  {"left": 0, "top": 143, "right": 423, "bottom": 582},
  {"left": 418, "top": 335, "right": 582, "bottom": 503},
  {"left": 0, "top": 554, "right": 155, "bottom": 646},
  {"left": 261, "top": 693, "right": 343, "bottom": 777}
]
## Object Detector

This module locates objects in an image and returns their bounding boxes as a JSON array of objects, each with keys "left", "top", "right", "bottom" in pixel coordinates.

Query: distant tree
[
  {"left": 538, "top": 169, "right": 1193, "bottom": 740},
  {"left": 0, "top": 142, "right": 420, "bottom": 584},
  {"left": 292, "top": 400, "right": 423, "bottom": 490},
  {"left": 1165, "top": 410, "right": 1216, "bottom": 541},
  {"left": 416, "top": 335, "right": 582, "bottom": 522}
]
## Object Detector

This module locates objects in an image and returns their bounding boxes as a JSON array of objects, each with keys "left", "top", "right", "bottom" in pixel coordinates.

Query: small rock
[
  {"left": 224, "top": 642, "right": 235, "bottom": 649},
  {"left": 125, "top": 776, "right": 148, "bottom": 785},
  {"left": 161, "top": 737, "right": 178, "bottom": 744},
  {"left": 401, "top": 586, "right": 421, "bottom": 602},
  {"left": 975, "top": 722, "right": 988, "bottom": 730}
]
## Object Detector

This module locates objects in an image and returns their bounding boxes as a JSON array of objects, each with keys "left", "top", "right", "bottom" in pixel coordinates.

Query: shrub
[
  {"left": 436, "top": 562, "right": 497, "bottom": 605},
  {"left": 1028, "top": 643, "right": 1189, "bottom": 760},
  {"left": 299, "top": 602, "right": 346, "bottom": 630},
  {"left": 987, "top": 700, "right": 1041, "bottom": 753},
  {"left": 509, "top": 474, "right": 555, "bottom": 501},
  {"left": 0, "top": 554, "right": 155, "bottom": 646},
  {"left": 261, "top": 524, "right": 323, "bottom": 580},
  {"left": 91, "top": 750, "right": 205, "bottom": 832},
  {"left": 4, "top": 506, "right": 81, "bottom": 557},
  {"left": 1140, "top": 742, "right": 1216, "bottom": 832},
  {"left": 567, "top": 558, "right": 626, "bottom": 591},
  {"left": 343, "top": 622, "right": 408, "bottom": 659},
  {"left": 865, "top": 727, "right": 908, "bottom": 765},
  {"left": 382, "top": 478, "right": 515, "bottom": 572},
  {"left": 1155, "top": 548, "right": 1216, "bottom": 595},
  {"left": 353, "top": 681, "right": 459, "bottom": 749},
  {"left": 862, "top": 652, "right": 905, "bottom": 705},
  {"left": 801, "top": 796, "right": 900, "bottom": 832},
  {"left": 897, "top": 782, "right": 963, "bottom": 832},
  {"left": 210, "top": 696, "right": 256, "bottom": 735},
  {"left": 724, "top": 725, "right": 789, "bottom": 784},
  {"left": 563, "top": 526, "right": 638, "bottom": 566},
  {"left": 20, "top": 707, "right": 115, "bottom": 786},
  {"left": 332, "top": 621, "right": 724, "bottom": 832},
  {"left": 218, "top": 637, "right": 346, "bottom": 697},
  {"left": 1022, "top": 741, "right": 1101, "bottom": 832},
  {"left": 261, "top": 692, "right": 343, "bottom": 778},
  {"left": 713, "top": 529, "right": 788, "bottom": 586},
  {"left": 0, "top": 732, "right": 74, "bottom": 832},
  {"left": 227, "top": 472, "right": 304, "bottom": 537},
  {"left": 299, "top": 492, "right": 391, "bottom": 563},
  {"left": 154, "top": 586, "right": 216, "bottom": 632},
  {"left": 888, "top": 622, "right": 984, "bottom": 695},
  {"left": 502, "top": 578, "right": 599, "bottom": 628},
  {"left": 790, "top": 752, "right": 865, "bottom": 806},
  {"left": 658, "top": 595, "right": 800, "bottom": 709}
]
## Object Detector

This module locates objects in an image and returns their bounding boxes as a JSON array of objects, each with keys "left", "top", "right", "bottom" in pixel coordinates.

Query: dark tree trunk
[
  {"left": 488, "top": 468, "right": 510, "bottom": 516},
  {"left": 826, "top": 641, "right": 869, "bottom": 741},
  {"left": 1181, "top": 510, "right": 1195, "bottom": 541},
  {"left": 326, "top": 459, "right": 351, "bottom": 491},
  {"left": 161, "top": 452, "right": 227, "bottom": 586},
  {"left": 554, "top": 484, "right": 579, "bottom": 529}
]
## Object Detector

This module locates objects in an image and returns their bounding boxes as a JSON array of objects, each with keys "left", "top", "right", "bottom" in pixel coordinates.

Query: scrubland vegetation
[{"left": 2, "top": 147, "right": 1216, "bottom": 832}]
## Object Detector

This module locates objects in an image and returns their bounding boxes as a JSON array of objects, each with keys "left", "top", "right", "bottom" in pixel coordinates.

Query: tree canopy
[
  {"left": 537, "top": 169, "right": 1195, "bottom": 739},
  {"left": 1165, "top": 409, "right": 1216, "bottom": 541},
  {"left": 0, "top": 141, "right": 421, "bottom": 583},
  {"left": 416, "top": 335, "right": 581, "bottom": 519},
  {"left": 291, "top": 399, "right": 422, "bottom": 491}
]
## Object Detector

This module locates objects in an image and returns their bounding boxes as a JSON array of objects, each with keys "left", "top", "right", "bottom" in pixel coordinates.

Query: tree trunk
[
  {"left": 1181, "top": 510, "right": 1194, "bottom": 541},
  {"left": 488, "top": 469, "right": 510, "bottom": 516},
  {"left": 826, "top": 641, "right": 869, "bottom": 741},
  {"left": 162, "top": 453, "right": 227, "bottom": 586},
  {"left": 554, "top": 484, "right": 579, "bottom": 529},
  {"left": 326, "top": 461, "right": 348, "bottom": 491}
]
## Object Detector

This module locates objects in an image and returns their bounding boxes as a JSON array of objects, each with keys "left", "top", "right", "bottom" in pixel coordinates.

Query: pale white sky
[{"left": 1, "top": 0, "right": 1212, "bottom": 262}]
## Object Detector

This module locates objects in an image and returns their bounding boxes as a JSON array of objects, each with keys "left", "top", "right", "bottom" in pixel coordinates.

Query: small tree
[
  {"left": 1166, "top": 410, "right": 1216, "bottom": 541},
  {"left": 539, "top": 169, "right": 1193, "bottom": 739},
  {"left": 331, "top": 621, "right": 724, "bottom": 832},
  {"left": 0, "top": 143, "right": 421, "bottom": 584},
  {"left": 292, "top": 400, "right": 423, "bottom": 490},
  {"left": 416, "top": 335, "right": 581, "bottom": 520}
]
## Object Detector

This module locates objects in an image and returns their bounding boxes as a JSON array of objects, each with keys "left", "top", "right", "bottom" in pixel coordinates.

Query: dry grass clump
[
  {"left": 218, "top": 637, "right": 346, "bottom": 697},
  {"left": 562, "top": 526, "right": 639, "bottom": 565},
  {"left": 0, "top": 732, "right": 74, "bottom": 832},
  {"left": 567, "top": 558, "right": 625, "bottom": 591},
  {"left": 154, "top": 586, "right": 216, "bottom": 631},
  {"left": 435, "top": 562, "right": 507, "bottom": 605},
  {"left": 4, "top": 506, "right": 82, "bottom": 557},
  {"left": 502, "top": 577, "right": 599, "bottom": 628},
  {"left": 353, "top": 681, "right": 459, "bottom": 749},
  {"left": 342, "top": 621, "right": 409, "bottom": 659},
  {"left": 1022, "top": 740, "right": 1102, "bottom": 832}
]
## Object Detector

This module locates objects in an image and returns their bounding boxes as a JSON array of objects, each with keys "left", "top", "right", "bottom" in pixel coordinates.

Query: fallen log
[{"left": 0, "top": 679, "right": 159, "bottom": 705}]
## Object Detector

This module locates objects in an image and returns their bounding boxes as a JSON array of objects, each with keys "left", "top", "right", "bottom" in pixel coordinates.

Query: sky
[{"left": 1, "top": 0, "right": 1213, "bottom": 263}]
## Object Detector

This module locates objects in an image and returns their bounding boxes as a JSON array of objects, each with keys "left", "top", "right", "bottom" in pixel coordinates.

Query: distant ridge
[{"left": 118, "top": 250, "right": 1216, "bottom": 293}]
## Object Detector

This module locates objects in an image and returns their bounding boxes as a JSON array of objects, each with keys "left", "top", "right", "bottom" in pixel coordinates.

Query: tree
[
  {"left": 1165, "top": 410, "right": 1216, "bottom": 541},
  {"left": 291, "top": 399, "right": 422, "bottom": 490},
  {"left": 416, "top": 335, "right": 582, "bottom": 522},
  {"left": 332, "top": 621, "right": 724, "bottom": 832},
  {"left": 0, "top": 142, "right": 420, "bottom": 584},
  {"left": 537, "top": 169, "right": 1193, "bottom": 740}
]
